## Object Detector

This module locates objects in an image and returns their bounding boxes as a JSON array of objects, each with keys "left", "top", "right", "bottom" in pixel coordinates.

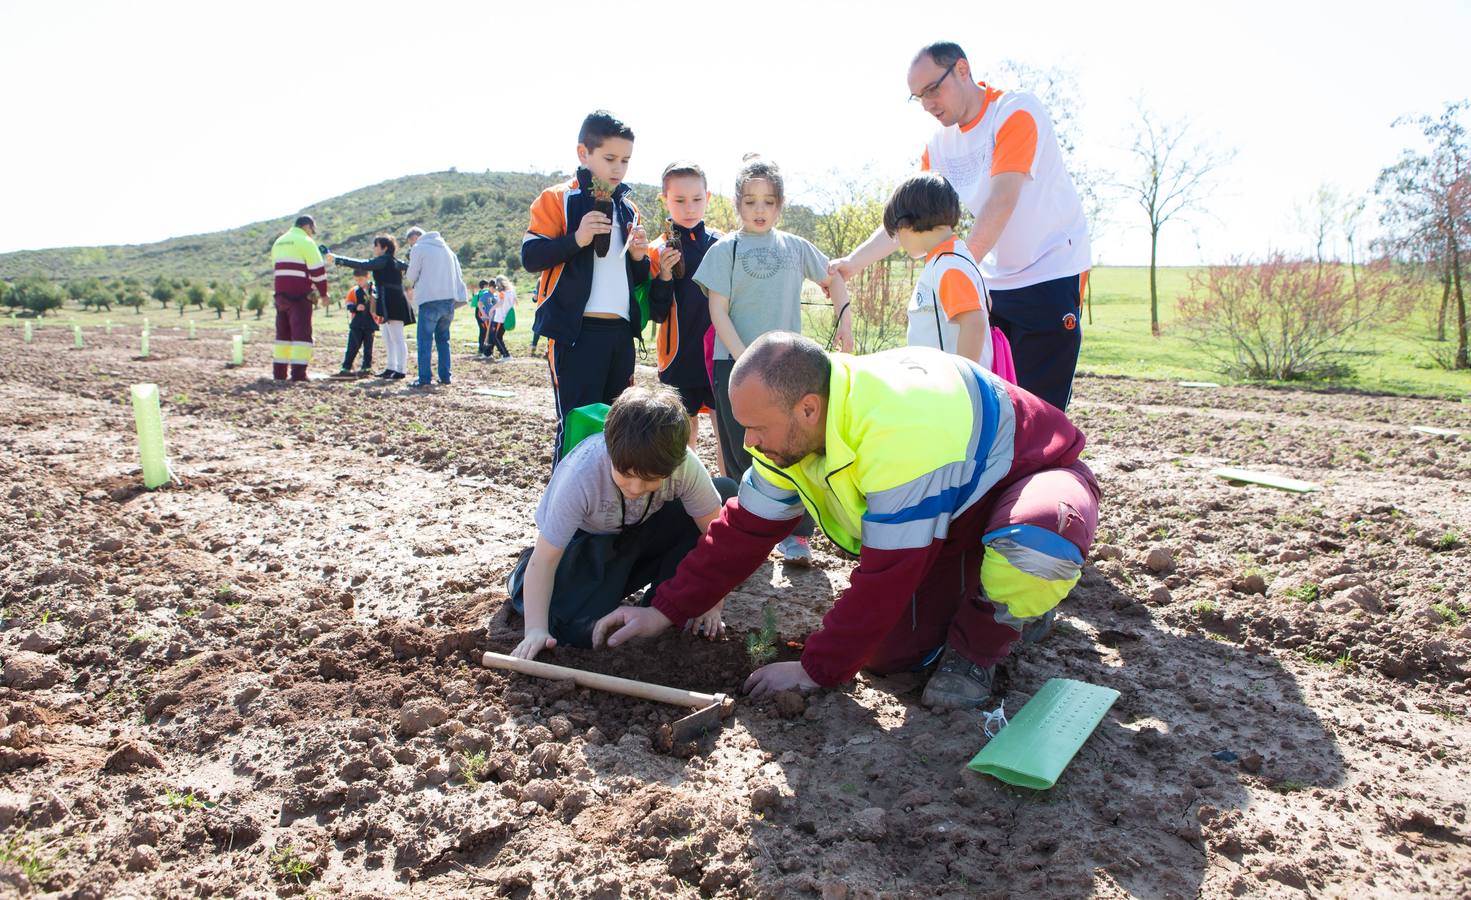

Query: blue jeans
[{"left": 415, "top": 299, "right": 455, "bottom": 385}]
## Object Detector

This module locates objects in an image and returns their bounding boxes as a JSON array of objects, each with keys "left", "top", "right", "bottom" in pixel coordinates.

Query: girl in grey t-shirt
[{"left": 692, "top": 155, "right": 852, "bottom": 565}]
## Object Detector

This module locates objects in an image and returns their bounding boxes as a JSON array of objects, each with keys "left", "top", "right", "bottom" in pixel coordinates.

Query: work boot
[
  {"left": 920, "top": 646, "right": 997, "bottom": 709},
  {"left": 1020, "top": 609, "right": 1058, "bottom": 645}
]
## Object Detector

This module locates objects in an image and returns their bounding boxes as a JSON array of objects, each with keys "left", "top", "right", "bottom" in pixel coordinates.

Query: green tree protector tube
[
  {"left": 105, "top": 320, "right": 113, "bottom": 335},
  {"left": 130, "top": 383, "right": 170, "bottom": 489},
  {"left": 188, "top": 320, "right": 197, "bottom": 340},
  {"left": 241, "top": 324, "right": 250, "bottom": 344},
  {"left": 140, "top": 332, "right": 150, "bottom": 358},
  {"left": 24, "top": 322, "right": 33, "bottom": 343},
  {"left": 73, "top": 325, "right": 84, "bottom": 348},
  {"left": 231, "top": 335, "right": 243, "bottom": 366}
]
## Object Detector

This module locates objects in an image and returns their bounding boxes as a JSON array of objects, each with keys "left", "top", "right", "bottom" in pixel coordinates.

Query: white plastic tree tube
[
  {"left": 23, "top": 322, "right": 33, "bottom": 343},
  {"left": 73, "top": 325, "right": 84, "bottom": 348},
  {"left": 130, "top": 383, "right": 171, "bottom": 489},
  {"left": 231, "top": 335, "right": 243, "bottom": 366},
  {"left": 140, "top": 332, "right": 150, "bottom": 358},
  {"left": 188, "top": 320, "right": 197, "bottom": 340}
]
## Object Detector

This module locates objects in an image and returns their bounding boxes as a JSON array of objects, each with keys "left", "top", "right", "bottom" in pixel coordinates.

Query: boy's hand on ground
[
  {"left": 575, "top": 212, "right": 612, "bottom": 248},
  {"left": 684, "top": 602, "right": 725, "bottom": 641},
  {"left": 592, "top": 606, "right": 671, "bottom": 648},
  {"left": 628, "top": 226, "right": 649, "bottom": 261},
  {"left": 657, "top": 246, "right": 681, "bottom": 280},
  {"left": 744, "top": 661, "right": 818, "bottom": 698},
  {"left": 511, "top": 629, "right": 556, "bottom": 661}
]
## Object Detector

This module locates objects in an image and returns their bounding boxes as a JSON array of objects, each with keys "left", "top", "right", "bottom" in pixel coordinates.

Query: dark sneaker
[
  {"left": 1020, "top": 609, "right": 1058, "bottom": 645},
  {"left": 390, "top": 371, "right": 407, "bottom": 380},
  {"left": 375, "top": 369, "right": 394, "bottom": 378},
  {"left": 920, "top": 646, "right": 997, "bottom": 709}
]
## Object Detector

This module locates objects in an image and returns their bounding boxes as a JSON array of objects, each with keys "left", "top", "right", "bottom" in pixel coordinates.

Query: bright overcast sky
[{"left": 1, "top": 0, "right": 1467, "bottom": 264}]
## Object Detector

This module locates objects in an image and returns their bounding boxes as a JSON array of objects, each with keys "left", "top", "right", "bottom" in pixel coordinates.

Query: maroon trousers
[{"left": 273, "top": 293, "right": 314, "bottom": 381}]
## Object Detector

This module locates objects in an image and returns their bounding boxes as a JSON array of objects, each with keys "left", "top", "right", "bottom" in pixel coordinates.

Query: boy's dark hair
[
  {"left": 662, "top": 161, "right": 707, "bottom": 191},
  {"left": 735, "top": 154, "right": 784, "bottom": 206},
  {"left": 913, "top": 41, "right": 967, "bottom": 69},
  {"left": 883, "top": 172, "right": 962, "bottom": 236},
  {"left": 603, "top": 386, "right": 689, "bottom": 480},
  {"left": 578, "top": 110, "right": 635, "bottom": 151},
  {"left": 373, "top": 234, "right": 397, "bottom": 256},
  {"left": 479, "top": 279, "right": 489, "bottom": 287}
]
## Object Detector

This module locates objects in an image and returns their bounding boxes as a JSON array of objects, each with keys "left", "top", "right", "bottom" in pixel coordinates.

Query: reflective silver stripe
[
  {"left": 984, "top": 590, "right": 1031, "bottom": 632},
  {"left": 738, "top": 467, "right": 805, "bottom": 522},
  {"left": 274, "top": 269, "right": 309, "bottom": 278},
  {"left": 309, "top": 272, "right": 328, "bottom": 282},
  {"left": 860, "top": 363, "right": 1016, "bottom": 552},
  {"left": 984, "top": 536, "right": 1082, "bottom": 582}
]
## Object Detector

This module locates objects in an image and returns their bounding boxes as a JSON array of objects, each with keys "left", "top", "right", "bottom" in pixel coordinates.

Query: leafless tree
[{"left": 1116, "top": 104, "right": 1234, "bottom": 336}]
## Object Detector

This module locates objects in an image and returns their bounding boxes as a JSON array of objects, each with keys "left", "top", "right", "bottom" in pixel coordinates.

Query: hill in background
[{"left": 0, "top": 170, "right": 818, "bottom": 288}]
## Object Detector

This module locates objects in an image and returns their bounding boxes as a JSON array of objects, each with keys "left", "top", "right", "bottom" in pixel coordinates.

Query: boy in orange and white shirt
[{"left": 883, "top": 172, "right": 994, "bottom": 371}]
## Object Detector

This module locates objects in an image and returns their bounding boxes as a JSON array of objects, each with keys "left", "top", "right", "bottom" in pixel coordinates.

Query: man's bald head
[{"left": 730, "top": 332, "right": 831, "bottom": 408}]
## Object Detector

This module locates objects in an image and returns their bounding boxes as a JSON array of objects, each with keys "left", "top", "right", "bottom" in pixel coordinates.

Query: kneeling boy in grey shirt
[{"left": 508, "top": 386, "right": 735, "bottom": 659}]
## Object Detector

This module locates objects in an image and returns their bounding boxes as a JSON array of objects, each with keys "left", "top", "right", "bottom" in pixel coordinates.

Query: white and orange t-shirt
[
  {"left": 907, "top": 237, "right": 992, "bottom": 370},
  {"left": 921, "top": 83, "right": 1090, "bottom": 291}
]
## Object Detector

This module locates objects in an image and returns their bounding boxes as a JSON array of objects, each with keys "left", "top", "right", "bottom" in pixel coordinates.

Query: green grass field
[{"left": 8, "top": 265, "right": 1470, "bottom": 399}]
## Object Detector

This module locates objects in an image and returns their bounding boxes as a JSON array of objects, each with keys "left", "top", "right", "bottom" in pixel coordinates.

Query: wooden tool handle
[{"left": 482, "top": 651, "right": 721, "bottom": 710}]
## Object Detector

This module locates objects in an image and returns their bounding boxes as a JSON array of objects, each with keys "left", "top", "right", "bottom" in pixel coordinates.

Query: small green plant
[
  {"left": 272, "top": 845, "right": 318, "bottom": 885},
  {"left": 1283, "top": 584, "right": 1319, "bottom": 603},
  {"left": 163, "top": 788, "right": 215, "bottom": 811},
  {"left": 39, "top": 608, "right": 53, "bottom": 625},
  {"left": 1301, "top": 649, "right": 1329, "bottom": 666},
  {"left": 1279, "top": 513, "right": 1308, "bottom": 528},
  {"left": 746, "top": 604, "right": 779, "bottom": 666},
  {"left": 1150, "top": 525, "right": 1170, "bottom": 540},
  {"left": 215, "top": 583, "right": 235, "bottom": 602},
  {"left": 408, "top": 421, "right": 429, "bottom": 434},
  {"left": 1334, "top": 651, "right": 1355, "bottom": 671},
  {"left": 180, "top": 608, "right": 198, "bottom": 618},
  {"left": 1430, "top": 707, "right": 1464, "bottom": 721},
  {"left": 1191, "top": 601, "right": 1218, "bottom": 616},
  {"left": 1271, "top": 779, "right": 1309, "bottom": 794},
  {"left": 0, "top": 829, "right": 66, "bottom": 884},
  {"left": 458, "top": 750, "right": 491, "bottom": 790},
  {"left": 1353, "top": 450, "right": 1371, "bottom": 463},
  {"left": 1432, "top": 603, "right": 1465, "bottom": 628},
  {"left": 1435, "top": 531, "right": 1459, "bottom": 551},
  {"left": 173, "top": 392, "right": 191, "bottom": 405},
  {"left": 128, "top": 627, "right": 159, "bottom": 644}
]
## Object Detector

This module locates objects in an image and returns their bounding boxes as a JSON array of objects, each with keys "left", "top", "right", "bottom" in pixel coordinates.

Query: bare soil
[{"left": 2, "top": 323, "right": 1469, "bottom": 898}]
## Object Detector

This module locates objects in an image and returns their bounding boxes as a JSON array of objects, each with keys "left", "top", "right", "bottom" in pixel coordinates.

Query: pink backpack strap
[{"left": 990, "top": 326, "right": 1017, "bottom": 384}]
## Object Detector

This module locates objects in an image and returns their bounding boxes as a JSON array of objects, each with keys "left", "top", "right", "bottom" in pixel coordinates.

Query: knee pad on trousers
[{"left": 980, "top": 524, "right": 1083, "bottom": 628}]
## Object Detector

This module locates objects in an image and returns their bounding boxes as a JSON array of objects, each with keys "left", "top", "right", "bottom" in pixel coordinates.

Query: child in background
[
  {"left": 473, "top": 279, "right": 494, "bottom": 357},
  {"left": 693, "top": 155, "right": 852, "bottom": 565},
  {"left": 507, "top": 386, "right": 737, "bottom": 659},
  {"left": 522, "top": 110, "right": 650, "bottom": 466},
  {"left": 490, "top": 275, "right": 513, "bottom": 359},
  {"left": 339, "top": 272, "right": 378, "bottom": 375},
  {"left": 648, "top": 161, "right": 721, "bottom": 452},
  {"left": 883, "top": 172, "right": 1001, "bottom": 373}
]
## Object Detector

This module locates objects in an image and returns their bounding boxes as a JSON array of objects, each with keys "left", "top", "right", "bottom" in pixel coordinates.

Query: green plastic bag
[
  {"left": 631, "top": 276, "right": 651, "bottom": 332},
  {"left": 967, "top": 678, "right": 1119, "bottom": 790},
  {"left": 561, "top": 403, "right": 609, "bottom": 460},
  {"left": 504, "top": 306, "right": 517, "bottom": 332}
]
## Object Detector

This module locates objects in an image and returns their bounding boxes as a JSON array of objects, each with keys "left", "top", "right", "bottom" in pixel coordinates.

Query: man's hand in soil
[
  {"left": 575, "top": 212, "right": 612, "bottom": 248},
  {"left": 511, "top": 628, "right": 557, "bottom": 661},
  {"left": 684, "top": 601, "right": 725, "bottom": 641},
  {"left": 744, "top": 661, "right": 818, "bottom": 698},
  {"left": 593, "top": 606, "right": 671, "bottom": 648}
]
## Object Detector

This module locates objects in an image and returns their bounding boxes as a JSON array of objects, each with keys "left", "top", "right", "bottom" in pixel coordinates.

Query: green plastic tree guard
[
  {"left": 73, "top": 325, "right": 83, "bottom": 349},
  {"left": 23, "top": 322, "right": 33, "bottom": 344},
  {"left": 188, "top": 320, "right": 197, "bottom": 340},
  {"left": 105, "top": 320, "right": 113, "bottom": 335},
  {"left": 140, "top": 332, "right": 150, "bottom": 358},
  {"left": 967, "top": 678, "right": 1120, "bottom": 790},
  {"left": 231, "top": 335, "right": 244, "bottom": 366},
  {"left": 241, "top": 324, "right": 250, "bottom": 344},
  {"left": 130, "top": 383, "right": 171, "bottom": 489},
  {"left": 561, "top": 403, "right": 610, "bottom": 459}
]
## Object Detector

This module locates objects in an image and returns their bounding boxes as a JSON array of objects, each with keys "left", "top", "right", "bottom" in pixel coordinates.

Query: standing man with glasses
[{"left": 831, "top": 41, "right": 1091, "bottom": 413}]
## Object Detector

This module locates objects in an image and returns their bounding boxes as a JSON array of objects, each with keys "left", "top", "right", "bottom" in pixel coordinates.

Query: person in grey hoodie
[{"left": 404, "top": 225, "right": 468, "bottom": 387}]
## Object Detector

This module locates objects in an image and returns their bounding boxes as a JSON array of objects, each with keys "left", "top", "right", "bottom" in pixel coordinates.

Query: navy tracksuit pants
[{"left": 988, "top": 271, "right": 1087, "bottom": 412}]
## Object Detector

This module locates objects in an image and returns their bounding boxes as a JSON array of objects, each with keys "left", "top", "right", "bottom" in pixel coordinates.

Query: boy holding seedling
[
  {"left": 522, "top": 110, "right": 651, "bottom": 467},
  {"left": 507, "top": 386, "right": 735, "bottom": 660},
  {"left": 648, "top": 161, "right": 721, "bottom": 452}
]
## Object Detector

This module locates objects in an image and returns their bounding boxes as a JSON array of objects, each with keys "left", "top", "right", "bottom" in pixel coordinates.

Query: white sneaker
[{"left": 778, "top": 535, "right": 812, "bottom": 566}]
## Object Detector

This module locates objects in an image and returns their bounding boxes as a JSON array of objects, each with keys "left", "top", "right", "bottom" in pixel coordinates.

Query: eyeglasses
[{"left": 908, "top": 61, "right": 957, "bottom": 103}]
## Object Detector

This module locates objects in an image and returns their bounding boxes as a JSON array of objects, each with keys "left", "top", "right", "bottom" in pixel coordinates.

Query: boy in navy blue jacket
[
  {"left": 648, "top": 161, "right": 721, "bottom": 453},
  {"left": 339, "top": 272, "right": 378, "bottom": 375},
  {"left": 522, "top": 110, "right": 651, "bottom": 466}
]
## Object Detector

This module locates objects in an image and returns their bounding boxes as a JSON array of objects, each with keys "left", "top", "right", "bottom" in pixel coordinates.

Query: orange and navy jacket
[
  {"left": 521, "top": 167, "right": 650, "bottom": 345},
  {"left": 648, "top": 220, "right": 719, "bottom": 389}
]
